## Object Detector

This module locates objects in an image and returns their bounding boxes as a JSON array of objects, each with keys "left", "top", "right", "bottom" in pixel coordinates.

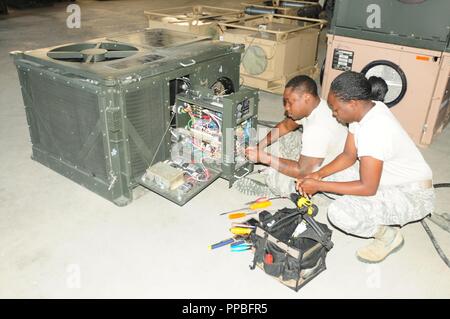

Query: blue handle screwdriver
[
  {"left": 230, "top": 243, "right": 253, "bottom": 252},
  {"left": 209, "top": 238, "right": 235, "bottom": 250}
]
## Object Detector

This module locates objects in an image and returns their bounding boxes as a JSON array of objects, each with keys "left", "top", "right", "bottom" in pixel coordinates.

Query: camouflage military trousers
[
  {"left": 328, "top": 182, "right": 435, "bottom": 238},
  {"left": 264, "top": 132, "right": 435, "bottom": 238},
  {"left": 263, "top": 130, "right": 302, "bottom": 196},
  {"left": 303, "top": 157, "right": 435, "bottom": 238}
]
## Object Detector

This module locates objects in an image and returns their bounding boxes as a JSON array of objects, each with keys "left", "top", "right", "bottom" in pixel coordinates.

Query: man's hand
[
  {"left": 296, "top": 171, "right": 321, "bottom": 193},
  {"left": 296, "top": 178, "right": 322, "bottom": 197},
  {"left": 304, "top": 171, "right": 322, "bottom": 181},
  {"left": 245, "top": 147, "right": 260, "bottom": 163},
  {"left": 245, "top": 147, "right": 270, "bottom": 164}
]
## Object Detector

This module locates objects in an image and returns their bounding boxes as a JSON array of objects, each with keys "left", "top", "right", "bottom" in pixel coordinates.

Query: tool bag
[{"left": 249, "top": 202, "right": 333, "bottom": 292}]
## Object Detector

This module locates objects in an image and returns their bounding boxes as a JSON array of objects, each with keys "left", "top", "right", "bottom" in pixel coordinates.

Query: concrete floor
[{"left": 1, "top": 0, "right": 449, "bottom": 298}]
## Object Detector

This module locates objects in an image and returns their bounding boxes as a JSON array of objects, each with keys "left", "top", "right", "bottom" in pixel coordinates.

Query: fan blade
[
  {"left": 47, "top": 51, "right": 83, "bottom": 59},
  {"left": 104, "top": 51, "right": 137, "bottom": 59}
]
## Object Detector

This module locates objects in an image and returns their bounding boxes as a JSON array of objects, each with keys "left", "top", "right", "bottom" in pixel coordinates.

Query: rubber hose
[
  {"left": 421, "top": 219, "right": 450, "bottom": 268},
  {"left": 430, "top": 183, "right": 450, "bottom": 233}
]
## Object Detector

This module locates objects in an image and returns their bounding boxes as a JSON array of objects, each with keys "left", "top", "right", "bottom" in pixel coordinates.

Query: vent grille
[
  {"left": 28, "top": 71, "right": 107, "bottom": 181},
  {"left": 125, "top": 84, "right": 166, "bottom": 180}
]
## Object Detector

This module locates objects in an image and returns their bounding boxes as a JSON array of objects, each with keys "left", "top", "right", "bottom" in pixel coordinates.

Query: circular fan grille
[
  {"left": 242, "top": 45, "right": 268, "bottom": 76},
  {"left": 47, "top": 42, "right": 138, "bottom": 63},
  {"left": 210, "top": 77, "right": 235, "bottom": 96},
  {"left": 361, "top": 60, "right": 407, "bottom": 108}
]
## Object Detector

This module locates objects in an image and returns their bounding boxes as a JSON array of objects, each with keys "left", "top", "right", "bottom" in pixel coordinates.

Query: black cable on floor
[
  {"left": 421, "top": 219, "right": 450, "bottom": 268},
  {"left": 431, "top": 183, "right": 450, "bottom": 233},
  {"left": 433, "top": 183, "right": 450, "bottom": 188}
]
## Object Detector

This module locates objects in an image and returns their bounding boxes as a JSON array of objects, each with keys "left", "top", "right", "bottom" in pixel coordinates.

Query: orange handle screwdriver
[{"left": 228, "top": 212, "right": 257, "bottom": 220}]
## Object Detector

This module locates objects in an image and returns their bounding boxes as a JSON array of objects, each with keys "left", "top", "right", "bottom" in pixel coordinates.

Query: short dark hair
[
  {"left": 330, "top": 71, "right": 372, "bottom": 102},
  {"left": 285, "top": 75, "right": 318, "bottom": 97},
  {"left": 368, "top": 76, "right": 388, "bottom": 102}
]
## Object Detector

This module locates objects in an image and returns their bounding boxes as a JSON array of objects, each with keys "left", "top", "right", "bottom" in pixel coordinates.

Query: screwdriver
[
  {"left": 208, "top": 237, "right": 235, "bottom": 250},
  {"left": 231, "top": 222, "right": 256, "bottom": 228},
  {"left": 228, "top": 212, "right": 257, "bottom": 220},
  {"left": 229, "top": 227, "right": 253, "bottom": 235},
  {"left": 220, "top": 200, "right": 273, "bottom": 216},
  {"left": 244, "top": 196, "right": 287, "bottom": 205},
  {"left": 230, "top": 240, "right": 246, "bottom": 247},
  {"left": 230, "top": 244, "right": 252, "bottom": 252}
]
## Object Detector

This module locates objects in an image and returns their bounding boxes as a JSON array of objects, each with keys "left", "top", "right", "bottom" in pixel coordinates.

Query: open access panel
[{"left": 139, "top": 87, "right": 259, "bottom": 205}]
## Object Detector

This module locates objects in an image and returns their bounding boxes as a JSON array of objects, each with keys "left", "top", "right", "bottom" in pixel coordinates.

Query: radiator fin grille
[
  {"left": 125, "top": 84, "right": 166, "bottom": 180},
  {"left": 28, "top": 70, "right": 107, "bottom": 181}
]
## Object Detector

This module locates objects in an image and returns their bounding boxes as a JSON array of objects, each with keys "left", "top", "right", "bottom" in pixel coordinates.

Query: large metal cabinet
[
  {"left": 11, "top": 29, "right": 247, "bottom": 206},
  {"left": 321, "top": 0, "right": 450, "bottom": 146},
  {"left": 329, "top": 0, "right": 450, "bottom": 52}
]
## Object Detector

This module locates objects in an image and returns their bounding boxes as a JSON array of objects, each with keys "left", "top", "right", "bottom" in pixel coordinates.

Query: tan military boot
[{"left": 356, "top": 226, "right": 404, "bottom": 263}]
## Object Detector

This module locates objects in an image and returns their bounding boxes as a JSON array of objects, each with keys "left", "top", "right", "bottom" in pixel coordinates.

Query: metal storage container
[
  {"left": 219, "top": 14, "right": 326, "bottom": 94},
  {"left": 144, "top": 5, "right": 244, "bottom": 39},
  {"left": 242, "top": 0, "right": 322, "bottom": 19},
  {"left": 329, "top": 0, "right": 450, "bottom": 52},
  {"left": 422, "top": 50, "right": 450, "bottom": 145}
]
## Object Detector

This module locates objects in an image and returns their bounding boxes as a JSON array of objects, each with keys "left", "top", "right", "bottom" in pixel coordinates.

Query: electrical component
[
  {"left": 172, "top": 102, "right": 224, "bottom": 163},
  {"left": 142, "top": 161, "right": 185, "bottom": 190},
  {"left": 176, "top": 88, "right": 258, "bottom": 183},
  {"left": 178, "top": 181, "right": 194, "bottom": 194},
  {"left": 177, "top": 102, "right": 251, "bottom": 166},
  {"left": 139, "top": 86, "right": 258, "bottom": 206}
]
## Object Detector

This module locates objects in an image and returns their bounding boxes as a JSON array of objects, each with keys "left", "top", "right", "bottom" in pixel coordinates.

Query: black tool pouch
[{"left": 249, "top": 207, "right": 333, "bottom": 292}]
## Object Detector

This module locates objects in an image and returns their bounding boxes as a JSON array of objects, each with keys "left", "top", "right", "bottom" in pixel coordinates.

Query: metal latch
[
  {"left": 179, "top": 59, "right": 196, "bottom": 67},
  {"left": 234, "top": 167, "right": 250, "bottom": 179}
]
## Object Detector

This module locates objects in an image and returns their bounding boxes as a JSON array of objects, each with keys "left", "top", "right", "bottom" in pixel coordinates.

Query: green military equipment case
[{"left": 11, "top": 28, "right": 251, "bottom": 206}]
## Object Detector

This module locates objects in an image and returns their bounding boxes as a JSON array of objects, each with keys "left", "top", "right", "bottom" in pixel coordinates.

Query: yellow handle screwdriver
[
  {"left": 228, "top": 212, "right": 256, "bottom": 220},
  {"left": 249, "top": 200, "right": 272, "bottom": 210},
  {"left": 220, "top": 200, "right": 272, "bottom": 216},
  {"left": 230, "top": 227, "right": 253, "bottom": 235}
]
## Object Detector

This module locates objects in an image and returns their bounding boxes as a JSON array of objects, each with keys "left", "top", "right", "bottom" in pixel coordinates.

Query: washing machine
[{"left": 320, "top": 0, "right": 450, "bottom": 146}]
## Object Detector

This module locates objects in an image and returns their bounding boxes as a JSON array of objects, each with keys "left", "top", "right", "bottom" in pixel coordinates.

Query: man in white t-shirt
[
  {"left": 297, "top": 71, "right": 435, "bottom": 264},
  {"left": 242, "top": 75, "right": 348, "bottom": 196}
]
